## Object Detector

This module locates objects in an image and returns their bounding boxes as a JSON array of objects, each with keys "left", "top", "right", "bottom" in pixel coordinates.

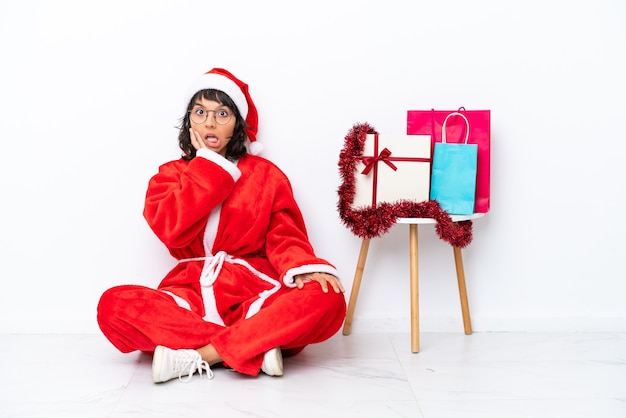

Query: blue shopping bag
[{"left": 430, "top": 112, "right": 478, "bottom": 215}]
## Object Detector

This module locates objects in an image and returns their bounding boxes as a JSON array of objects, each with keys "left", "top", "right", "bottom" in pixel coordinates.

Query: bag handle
[{"left": 442, "top": 112, "right": 470, "bottom": 144}]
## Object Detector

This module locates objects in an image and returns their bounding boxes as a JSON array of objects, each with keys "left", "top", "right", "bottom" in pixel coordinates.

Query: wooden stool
[{"left": 342, "top": 214, "right": 484, "bottom": 353}]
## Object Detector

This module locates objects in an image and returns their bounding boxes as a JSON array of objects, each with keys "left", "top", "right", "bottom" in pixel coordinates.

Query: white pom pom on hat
[{"left": 185, "top": 68, "right": 262, "bottom": 155}]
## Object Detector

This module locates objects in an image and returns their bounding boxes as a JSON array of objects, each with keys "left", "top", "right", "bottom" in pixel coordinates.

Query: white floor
[{"left": 1, "top": 331, "right": 625, "bottom": 418}]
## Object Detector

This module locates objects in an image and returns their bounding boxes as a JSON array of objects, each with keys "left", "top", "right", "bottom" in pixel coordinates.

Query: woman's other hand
[{"left": 294, "top": 272, "right": 344, "bottom": 294}]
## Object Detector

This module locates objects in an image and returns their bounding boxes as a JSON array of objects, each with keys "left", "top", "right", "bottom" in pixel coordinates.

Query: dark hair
[{"left": 178, "top": 89, "right": 248, "bottom": 161}]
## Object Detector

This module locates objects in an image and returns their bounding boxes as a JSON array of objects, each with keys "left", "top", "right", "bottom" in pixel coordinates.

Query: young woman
[{"left": 97, "top": 68, "right": 346, "bottom": 383}]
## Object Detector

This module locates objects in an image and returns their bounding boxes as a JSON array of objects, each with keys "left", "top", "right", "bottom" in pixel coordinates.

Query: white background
[{"left": 1, "top": 0, "right": 624, "bottom": 334}]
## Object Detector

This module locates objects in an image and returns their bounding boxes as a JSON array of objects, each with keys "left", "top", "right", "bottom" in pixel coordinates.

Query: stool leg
[
  {"left": 342, "top": 238, "right": 371, "bottom": 335},
  {"left": 453, "top": 246, "right": 473, "bottom": 335},
  {"left": 409, "top": 224, "right": 420, "bottom": 353}
]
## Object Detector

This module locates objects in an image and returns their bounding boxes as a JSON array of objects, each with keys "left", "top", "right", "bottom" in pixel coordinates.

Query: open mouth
[{"left": 204, "top": 135, "right": 219, "bottom": 145}]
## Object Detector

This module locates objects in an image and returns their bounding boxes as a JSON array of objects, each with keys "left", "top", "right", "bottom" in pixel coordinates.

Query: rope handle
[{"left": 442, "top": 111, "right": 470, "bottom": 144}]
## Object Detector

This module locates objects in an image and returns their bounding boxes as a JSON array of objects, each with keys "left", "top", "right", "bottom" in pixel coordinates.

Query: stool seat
[
  {"left": 342, "top": 213, "right": 484, "bottom": 352},
  {"left": 396, "top": 213, "right": 485, "bottom": 224}
]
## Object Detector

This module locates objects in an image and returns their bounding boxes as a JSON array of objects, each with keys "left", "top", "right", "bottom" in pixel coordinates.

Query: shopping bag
[
  {"left": 430, "top": 112, "right": 478, "bottom": 215},
  {"left": 352, "top": 134, "right": 431, "bottom": 208},
  {"left": 407, "top": 107, "right": 490, "bottom": 213}
]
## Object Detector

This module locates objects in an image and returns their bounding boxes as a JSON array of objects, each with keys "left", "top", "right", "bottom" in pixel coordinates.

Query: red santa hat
[{"left": 185, "top": 68, "right": 261, "bottom": 155}]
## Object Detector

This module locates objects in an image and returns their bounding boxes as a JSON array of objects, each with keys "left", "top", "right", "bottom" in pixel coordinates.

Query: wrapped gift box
[{"left": 352, "top": 134, "right": 431, "bottom": 208}]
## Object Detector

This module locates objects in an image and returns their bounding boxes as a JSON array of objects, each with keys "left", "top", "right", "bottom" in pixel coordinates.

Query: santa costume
[{"left": 97, "top": 68, "right": 347, "bottom": 378}]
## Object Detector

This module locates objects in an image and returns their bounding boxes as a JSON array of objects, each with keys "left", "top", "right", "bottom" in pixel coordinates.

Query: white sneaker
[
  {"left": 152, "top": 345, "right": 214, "bottom": 383},
  {"left": 261, "top": 347, "right": 283, "bottom": 376}
]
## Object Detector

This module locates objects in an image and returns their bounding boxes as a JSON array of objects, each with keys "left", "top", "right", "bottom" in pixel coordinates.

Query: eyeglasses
[{"left": 188, "top": 106, "right": 233, "bottom": 125}]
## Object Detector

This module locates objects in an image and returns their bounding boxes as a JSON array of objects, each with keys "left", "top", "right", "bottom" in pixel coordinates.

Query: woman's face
[{"left": 189, "top": 97, "right": 236, "bottom": 157}]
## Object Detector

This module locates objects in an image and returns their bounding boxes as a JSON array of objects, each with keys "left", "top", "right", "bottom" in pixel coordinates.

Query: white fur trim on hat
[
  {"left": 248, "top": 141, "right": 263, "bottom": 155},
  {"left": 185, "top": 73, "right": 248, "bottom": 118}
]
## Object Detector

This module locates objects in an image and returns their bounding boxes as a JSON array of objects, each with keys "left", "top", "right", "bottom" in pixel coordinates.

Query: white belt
[
  {"left": 177, "top": 250, "right": 281, "bottom": 323},
  {"left": 179, "top": 250, "right": 230, "bottom": 287}
]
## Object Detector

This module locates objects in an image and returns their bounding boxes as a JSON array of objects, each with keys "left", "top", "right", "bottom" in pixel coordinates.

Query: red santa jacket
[{"left": 143, "top": 149, "right": 338, "bottom": 323}]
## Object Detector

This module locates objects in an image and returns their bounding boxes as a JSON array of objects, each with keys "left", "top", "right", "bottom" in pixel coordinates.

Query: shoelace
[{"left": 176, "top": 356, "right": 214, "bottom": 382}]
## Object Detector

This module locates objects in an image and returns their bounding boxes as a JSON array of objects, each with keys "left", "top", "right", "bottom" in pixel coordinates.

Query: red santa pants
[{"left": 97, "top": 267, "right": 347, "bottom": 376}]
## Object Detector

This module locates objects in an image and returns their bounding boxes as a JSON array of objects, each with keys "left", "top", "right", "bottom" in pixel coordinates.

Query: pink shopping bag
[{"left": 407, "top": 107, "right": 490, "bottom": 213}]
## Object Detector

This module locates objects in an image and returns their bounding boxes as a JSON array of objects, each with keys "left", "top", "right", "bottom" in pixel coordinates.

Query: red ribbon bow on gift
[{"left": 360, "top": 147, "right": 398, "bottom": 175}]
